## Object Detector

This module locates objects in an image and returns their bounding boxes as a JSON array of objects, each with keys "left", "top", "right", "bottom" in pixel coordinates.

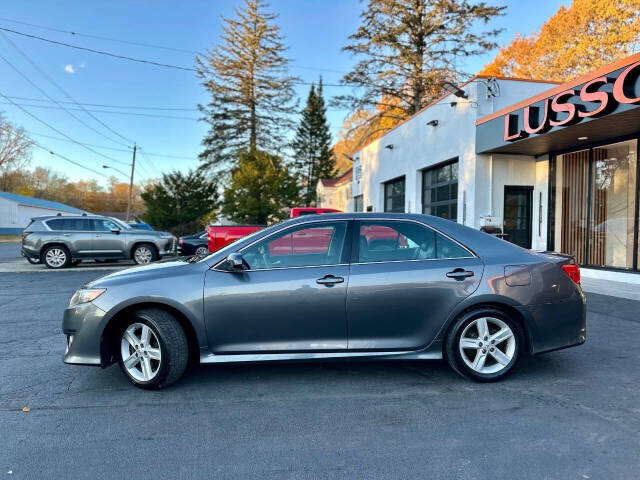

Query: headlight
[{"left": 69, "top": 288, "right": 106, "bottom": 308}]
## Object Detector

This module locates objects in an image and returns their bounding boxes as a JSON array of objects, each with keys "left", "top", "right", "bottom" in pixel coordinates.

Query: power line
[
  {"left": 0, "top": 41, "right": 134, "bottom": 148},
  {"left": 5, "top": 95, "right": 199, "bottom": 111},
  {"left": 27, "top": 131, "right": 200, "bottom": 161},
  {"left": 0, "top": 26, "right": 352, "bottom": 87},
  {"left": 0, "top": 101, "right": 200, "bottom": 120},
  {"left": 0, "top": 16, "right": 201, "bottom": 55},
  {"left": 32, "top": 142, "right": 111, "bottom": 179},
  {"left": 0, "top": 26, "right": 197, "bottom": 72},
  {"left": 0, "top": 31, "right": 134, "bottom": 146},
  {"left": 0, "top": 16, "right": 349, "bottom": 74},
  {"left": 0, "top": 88, "right": 131, "bottom": 167}
]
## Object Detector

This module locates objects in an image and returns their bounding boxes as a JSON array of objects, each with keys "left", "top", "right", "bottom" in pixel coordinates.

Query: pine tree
[
  {"left": 334, "top": 0, "right": 505, "bottom": 145},
  {"left": 292, "top": 78, "right": 337, "bottom": 206},
  {"left": 196, "top": 0, "right": 298, "bottom": 173},
  {"left": 222, "top": 150, "right": 300, "bottom": 224}
]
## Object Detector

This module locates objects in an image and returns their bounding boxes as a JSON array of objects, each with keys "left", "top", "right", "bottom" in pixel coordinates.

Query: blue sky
[{"left": 0, "top": 0, "right": 569, "bottom": 185}]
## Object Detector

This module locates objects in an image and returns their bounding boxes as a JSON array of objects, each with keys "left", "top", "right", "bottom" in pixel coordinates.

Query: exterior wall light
[
  {"left": 577, "top": 136, "right": 588, "bottom": 141},
  {"left": 384, "top": 144, "right": 394, "bottom": 150},
  {"left": 442, "top": 81, "right": 468, "bottom": 99},
  {"left": 427, "top": 120, "right": 439, "bottom": 127}
]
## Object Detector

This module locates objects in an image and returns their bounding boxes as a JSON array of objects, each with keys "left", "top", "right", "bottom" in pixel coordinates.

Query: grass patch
[{"left": 0, "top": 235, "right": 21, "bottom": 243}]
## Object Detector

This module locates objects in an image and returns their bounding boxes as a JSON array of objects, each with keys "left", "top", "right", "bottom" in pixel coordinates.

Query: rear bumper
[
  {"left": 517, "top": 288, "right": 587, "bottom": 355},
  {"left": 21, "top": 247, "right": 39, "bottom": 260}
]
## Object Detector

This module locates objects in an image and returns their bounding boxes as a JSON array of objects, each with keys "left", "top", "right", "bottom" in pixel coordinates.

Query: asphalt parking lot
[{"left": 1, "top": 253, "right": 639, "bottom": 479}]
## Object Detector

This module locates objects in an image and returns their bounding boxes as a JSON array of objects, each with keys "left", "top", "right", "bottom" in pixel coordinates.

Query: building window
[
  {"left": 551, "top": 139, "right": 637, "bottom": 270},
  {"left": 384, "top": 177, "right": 405, "bottom": 213},
  {"left": 422, "top": 159, "right": 458, "bottom": 220},
  {"left": 353, "top": 195, "right": 364, "bottom": 212}
]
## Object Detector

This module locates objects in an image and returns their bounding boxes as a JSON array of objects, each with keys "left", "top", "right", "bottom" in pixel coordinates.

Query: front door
[
  {"left": 503, "top": 186, "right": 533, "bottom": 249},
  {"left": 91, "top": 218, "right": 127, "bottom": 258},
  {"left": 347, "top": 220, "right": 483, "bottom": 351},
  {"left": 203, "top": 220, "right": 351, "bottom": 353}
]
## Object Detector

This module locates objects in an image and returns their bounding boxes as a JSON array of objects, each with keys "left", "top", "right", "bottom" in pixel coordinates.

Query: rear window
[{"left": 46, "top": 218, "right": 91, "bottom": 231}]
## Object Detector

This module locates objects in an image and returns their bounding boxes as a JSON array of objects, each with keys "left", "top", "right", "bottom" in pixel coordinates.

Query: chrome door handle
[
  {"left": 94, "top": 234, "right": 102, "bottom": 237},
  {"left": 446, "top": 269, "right": 474, "bottom": 279},
  {"left": 316, "top": 275, "right": 344, "bottom": 285}
]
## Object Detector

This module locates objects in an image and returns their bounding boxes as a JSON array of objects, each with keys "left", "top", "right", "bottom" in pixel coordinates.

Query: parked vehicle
[
  {"left": 206, "top": 224, "right": 264, "bottom": 253},
  {"left": 22, "top": 214, "right": 176, "bottom": 269},
  {"left": 290, "top": 207, "right": 341, "bottom": 217},
  {"left": 178, "top": 231, "right": 208, "bottom": 256},
  {"left": 62, "top": 213, "right": 586, "bottom": 389}
]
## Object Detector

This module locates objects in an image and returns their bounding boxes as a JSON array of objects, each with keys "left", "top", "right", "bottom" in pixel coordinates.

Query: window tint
[
  {"left": 357, "top": 221, "right": 469, "bottom": 263},
  {"left": 93, "top": 219, "right": 121, "bottom": 232},
  {"left": 242, "top": 222, "right": 347, "bottom": 269},
  {"left": 46, "top": 218, "right": 91, "bottom": 231}
]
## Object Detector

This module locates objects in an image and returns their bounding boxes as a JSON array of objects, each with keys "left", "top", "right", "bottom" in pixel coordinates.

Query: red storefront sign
[{"left": 504, "top": 61, "right": 640, "bottom": 141}]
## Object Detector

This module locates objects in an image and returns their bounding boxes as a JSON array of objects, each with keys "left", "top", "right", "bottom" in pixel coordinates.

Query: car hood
[
  {"left": 87, "top": 258, "right": 202, "bottom": 287},
  {"left": 126, "top": 230, "right": 173, "bottom": 238}
]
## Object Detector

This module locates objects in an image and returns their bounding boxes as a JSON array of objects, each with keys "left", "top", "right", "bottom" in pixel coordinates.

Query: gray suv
[{"left": 21, "top": 214, "right": 176, "bottom": 268}]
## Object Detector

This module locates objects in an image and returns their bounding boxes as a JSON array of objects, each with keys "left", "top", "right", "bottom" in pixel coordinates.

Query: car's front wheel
[
  {"left": 445, "top": 308, "right": 522, "bottom": 382},
  {"left": 118, "top": 309, "right": 189, "bottom": 389},
  {"left": 132, "top": 244, "right": 158, "bottom": 265},
  {"left": 43, "top": 245, "right": 71, "bottom": 269}
]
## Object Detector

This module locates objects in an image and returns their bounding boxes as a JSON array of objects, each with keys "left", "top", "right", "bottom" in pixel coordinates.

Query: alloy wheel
[
  {"left": 458, "top": 317, "right": 516, "bottom": 374},
  {"left": 134, "top": 246, "right": 153, "bottom": 264},
  {"left": 45, "top": 248, "right": 67, "bottom": 268},
  {"left": 120, "top": 323, "right": 162, "bottom": 382}
]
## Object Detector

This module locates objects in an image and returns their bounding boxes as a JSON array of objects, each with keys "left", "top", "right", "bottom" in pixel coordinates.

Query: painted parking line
[{"left": 0, "top": 259, "right": 133, "bottom": 273}]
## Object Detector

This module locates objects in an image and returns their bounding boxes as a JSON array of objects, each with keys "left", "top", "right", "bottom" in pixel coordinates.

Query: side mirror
[
  {"left": 225, "top": 252, "right": 245, "bottom": 270},
  {"left": 110, "top": 228, "right": 121, "bottom": 235}
]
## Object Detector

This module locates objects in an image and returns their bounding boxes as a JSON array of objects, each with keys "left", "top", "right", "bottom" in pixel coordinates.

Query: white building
[
  {"left": 0, "top": 191, "right": 88, "bottom": 234},
  {"left": 317, "top": 168, "right": 352, "bottom": 211},
  {"left": 346, "top": 52, "right": 640, "bottom": 283},
  {"left": 350, "top": 75, "right": 557, "bottom": 251}
]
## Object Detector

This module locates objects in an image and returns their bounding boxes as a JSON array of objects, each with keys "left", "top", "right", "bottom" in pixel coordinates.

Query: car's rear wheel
[
  {"left": 132, "top": 244, "right": 158, "bottom": 265},
  {"left": 445, "top": 308, "right": 522, "bottom": 382},
  {"left": 118, "top": 309, "right": 188, "bottom": 389},
  {"left": 43, "top": 246, "right": 71, "bottom": 269},
  {"left": 195, "top": 246, "right": 208, "bottom": 256}
]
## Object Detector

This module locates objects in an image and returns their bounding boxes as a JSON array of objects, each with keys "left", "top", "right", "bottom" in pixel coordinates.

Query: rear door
[
  {"left": 346, "top": 219, "right": 483, "bottom": 351},
  {"left": 45, "top": 218, "right": 93, "bottom": 257}
]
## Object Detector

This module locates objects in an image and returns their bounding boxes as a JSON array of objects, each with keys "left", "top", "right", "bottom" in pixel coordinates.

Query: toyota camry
[{"left": 62, "top": 213, "right": 586, "bottom": 389}]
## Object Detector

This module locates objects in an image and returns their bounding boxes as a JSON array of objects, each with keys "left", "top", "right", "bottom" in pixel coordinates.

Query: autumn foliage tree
[{"left": 481, "top": 0, "right": 640, "bottom": 82}]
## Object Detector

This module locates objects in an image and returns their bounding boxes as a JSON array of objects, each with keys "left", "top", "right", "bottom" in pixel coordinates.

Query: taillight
[
  {"left": 179, "top": 238, "right": 183, "bottom": 244},
  {"left": 561, "top": 264, "right": 581, "bottom": 285},
  {"left": 21, "top": 231, "right": 31, "bottom": 240}
]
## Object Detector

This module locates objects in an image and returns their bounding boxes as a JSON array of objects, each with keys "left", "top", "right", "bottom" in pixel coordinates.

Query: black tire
[
  {"left": 42, "top": 245, "right": 71, "bottom": 269},
  {"left": 445, "top": 307, "right": 523, "bottom": 382},
  {"left": 132, "top": 243, "right": 158, "bottom": 265},
  {"left": 118, "top": 309, "right": 189, "bottom": 389},
  {"left": 71, "top": 259, "right": 82, "bottom": 266},
  {"left": 26, "top": 256, "right": 40, "bottom": 265}
]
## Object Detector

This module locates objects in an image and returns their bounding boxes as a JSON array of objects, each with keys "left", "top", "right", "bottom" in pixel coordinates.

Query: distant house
[
  {"left": 0, "top": 191, "right": 88, "bottom": 234},
  {"left": 316, "top": 168, "right": 353, "bottom": 212}
]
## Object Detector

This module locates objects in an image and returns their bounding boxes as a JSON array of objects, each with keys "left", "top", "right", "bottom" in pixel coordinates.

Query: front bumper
[
  {"left": 518, "top": 288, "right": 587, "bottom": 355},
  {"left": 62, "top": 302, "right": 107, "bottom": 366}
]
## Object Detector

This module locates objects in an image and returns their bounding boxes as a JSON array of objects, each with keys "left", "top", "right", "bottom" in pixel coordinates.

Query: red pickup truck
[{"left": 207, "top": 208, "right": 343, "bottom": 253}]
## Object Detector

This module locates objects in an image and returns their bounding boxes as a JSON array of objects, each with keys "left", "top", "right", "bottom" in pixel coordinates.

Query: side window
[
  {"left": 357, "top": 221, "right": 470, "bottom": 263},
  {"left": 242, "top": 222, "right": 347, "bottom": 269},
  {"left": 46, "top": 219, "right": 64, "bottom": 230},
  {"left": 93, "top": 219, "right": 120, "bottom": 232}
]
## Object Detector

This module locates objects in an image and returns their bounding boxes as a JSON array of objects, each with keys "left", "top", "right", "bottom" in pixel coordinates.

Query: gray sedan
[{"left": 62, "top": 213, "right": 586, "bottom": 389}]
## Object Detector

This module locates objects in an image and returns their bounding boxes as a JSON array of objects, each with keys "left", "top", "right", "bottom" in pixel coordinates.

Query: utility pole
[{"left": 126, "top": 143, "right": 136, "bottom": 222}]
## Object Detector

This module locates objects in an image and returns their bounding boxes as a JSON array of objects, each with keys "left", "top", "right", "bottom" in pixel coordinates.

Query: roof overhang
[{"left": 476, "top": 53, "right": 640, "bottom": 155}]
